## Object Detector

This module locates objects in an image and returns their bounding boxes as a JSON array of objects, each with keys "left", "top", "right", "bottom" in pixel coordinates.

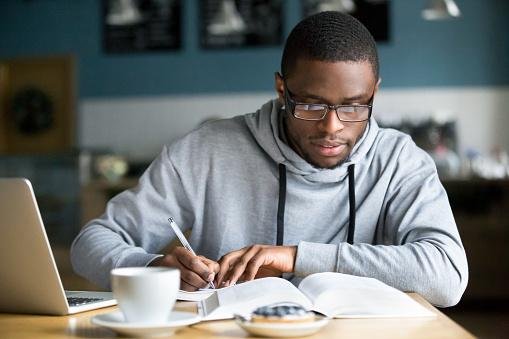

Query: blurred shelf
[{"left": 443, "top": 178, "right": 509, "bottom": 300}]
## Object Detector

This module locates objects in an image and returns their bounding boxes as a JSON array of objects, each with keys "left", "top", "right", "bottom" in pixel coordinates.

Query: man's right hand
[{"left": 148, "top": 246, "right": 219, "bottom": 291}]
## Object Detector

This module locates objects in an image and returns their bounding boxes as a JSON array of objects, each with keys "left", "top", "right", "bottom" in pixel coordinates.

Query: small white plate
[
  {"left": 235, "top": 316, "right": 331, "bottom": 338},
  {"left": 91, "top": 310, "right": 201, "bottom": 337}
]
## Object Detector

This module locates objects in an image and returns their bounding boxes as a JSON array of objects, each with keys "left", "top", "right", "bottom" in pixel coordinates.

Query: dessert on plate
[{"left": 250, "top": 303, "right": 315, "bottom": 323}]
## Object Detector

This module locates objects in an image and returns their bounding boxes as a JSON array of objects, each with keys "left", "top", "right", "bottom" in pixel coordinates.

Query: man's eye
[
  {"left": 298, "top": 104, "right": 324, "bottom": 111},
  {"left": 340, "top": 106, "right": 356, "bottom": 113}
]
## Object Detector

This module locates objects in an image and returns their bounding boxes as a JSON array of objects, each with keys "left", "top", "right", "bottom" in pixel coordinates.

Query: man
[{"left": 71, "top": 11, "right": 468, "bottom": 307}]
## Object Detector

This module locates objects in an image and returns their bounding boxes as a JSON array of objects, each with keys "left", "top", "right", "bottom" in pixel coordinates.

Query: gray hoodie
[{"left": 71, "top": 99, "right": 468, "bottom": 307}]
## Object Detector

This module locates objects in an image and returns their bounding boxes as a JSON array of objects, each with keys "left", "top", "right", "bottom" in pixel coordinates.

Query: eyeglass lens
[{"left": 294, "top": 104, "right": 370, "bottom": 121}]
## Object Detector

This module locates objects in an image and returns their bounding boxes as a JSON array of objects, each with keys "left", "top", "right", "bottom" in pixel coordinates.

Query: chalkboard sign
[
  {"left": 103, "top": 0, "right": 182, "bottom": 53},
  {"left": 302, "top": 0, "right": 390, "bottom": 42},
  {"left": 200, "top": 0, "right": 283, "bottom": 49}
]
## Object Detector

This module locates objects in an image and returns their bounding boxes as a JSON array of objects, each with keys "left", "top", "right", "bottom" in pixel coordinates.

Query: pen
[{"left": 168, "top": 217, "right": 216, "bottom": 289}]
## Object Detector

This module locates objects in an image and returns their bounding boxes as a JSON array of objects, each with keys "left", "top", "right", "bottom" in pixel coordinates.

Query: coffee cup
[{"left": 111, "top": 267, "right": 180, "bottom": 323}]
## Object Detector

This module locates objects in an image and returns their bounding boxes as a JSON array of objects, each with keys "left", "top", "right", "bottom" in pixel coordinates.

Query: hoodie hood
[{"left": 245, "top": 99, "right": 379, "bottom": 183}]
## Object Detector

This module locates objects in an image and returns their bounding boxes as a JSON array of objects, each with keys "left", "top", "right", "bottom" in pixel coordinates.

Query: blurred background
[{"left": 1, "top": 1, "right": 508, "bottom": 336}]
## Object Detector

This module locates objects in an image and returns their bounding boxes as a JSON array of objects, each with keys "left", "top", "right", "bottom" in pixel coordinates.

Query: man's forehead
[
  {"left": 288, "top": 58, "right": 376, "bottom": 82},
  {"left": 286, "top": 59, "right": 376, "bottom": 97}
]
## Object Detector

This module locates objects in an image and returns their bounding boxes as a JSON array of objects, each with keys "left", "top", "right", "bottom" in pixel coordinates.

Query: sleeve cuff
[
  {"left": 145, "top": 254, "right": 165, "bottom": 267},
  {"left": 294, "top": 241, "right": 338, "bottom": 277},
  {"left": 117, "top": 251, "right": 164, "bottom": 268}
]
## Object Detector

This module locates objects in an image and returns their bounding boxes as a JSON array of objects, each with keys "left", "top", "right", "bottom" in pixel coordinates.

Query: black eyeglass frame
[{"left": 283, "top": 80, "right": 375, "bottom": 123}]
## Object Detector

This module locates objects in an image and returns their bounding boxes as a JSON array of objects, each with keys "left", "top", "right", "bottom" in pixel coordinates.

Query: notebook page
[{"left": 177, "top": 289, "right": 216, "bottom": 302}]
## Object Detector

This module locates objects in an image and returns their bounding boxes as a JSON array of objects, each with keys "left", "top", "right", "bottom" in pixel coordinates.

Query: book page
[
  {"left": 199, "top": 277, "right": 313, "bottom": 321},
  {"left": 298, "top": 272, "right": 435, "bottom": 318}
]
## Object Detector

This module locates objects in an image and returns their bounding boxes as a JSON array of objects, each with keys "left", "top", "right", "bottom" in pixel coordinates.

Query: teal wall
[{"left": 1, "top": 0, "right": 508, "bottom": 98}]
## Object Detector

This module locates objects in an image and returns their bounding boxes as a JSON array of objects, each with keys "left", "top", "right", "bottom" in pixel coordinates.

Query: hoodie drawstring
[
  {"left": 276, "top": 164, "right": 287, "bottom": 246},
  {"left": 276, "top": 163, "right": 356, "bottom": 246},
  {"left": 346, "top": 164, "right": 356, "bottom": 244}
]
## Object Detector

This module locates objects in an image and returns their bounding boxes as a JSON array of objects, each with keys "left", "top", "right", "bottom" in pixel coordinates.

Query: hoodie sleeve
[
  {"left": 294, "top": 140, "right": 468, "bottom": 307},
  {"left": 70, "top": 145, "right": 193, "bottom": 289}
]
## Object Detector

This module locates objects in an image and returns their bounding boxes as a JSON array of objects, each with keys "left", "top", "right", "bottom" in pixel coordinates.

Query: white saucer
[
  {"left": 235, "top": 316, "right": 331, "bottom": 338},
  {"left": 91, "top": 310, "right": 201, "bottom": 337}
]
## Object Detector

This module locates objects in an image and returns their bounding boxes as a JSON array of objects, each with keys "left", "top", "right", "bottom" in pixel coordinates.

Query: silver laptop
[{"left": 0, "top": 178, "right": 116, "bottom": 315}]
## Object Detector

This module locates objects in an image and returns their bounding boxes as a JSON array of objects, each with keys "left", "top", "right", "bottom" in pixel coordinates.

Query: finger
[
  {"left": 179, "top": 266, "right": 211, "bottom": 290},
  {"left": 223, "top": 246, "right": 261, "bottom": 286},
  {"left": 197, "top": 256, "right": 220, "bottom": 285},
  {"left": 215, "top": 250, "right": 244, "bottom": 287},
  {"left": 163, "top": 253, "right": 209, "bottom": 290},
  {"left": 171, "top": 248, "right": 211, "bottom": 288},
  {"left": 242, "top": 253, "right": 266, "bottom": 281},
  {"left": 180, "top": 279, "right": 199, "bottom": 292},
  {"left": 174, "top": 247, "right": 214, "bottom": 281},
  {"left": 199, "top": 256, "right": 220, "bottom": 274}
]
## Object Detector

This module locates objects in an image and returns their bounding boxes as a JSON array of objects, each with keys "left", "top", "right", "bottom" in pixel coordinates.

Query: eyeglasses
[{"left": 284, "top": 82, "right": 374, "bottom": 122}]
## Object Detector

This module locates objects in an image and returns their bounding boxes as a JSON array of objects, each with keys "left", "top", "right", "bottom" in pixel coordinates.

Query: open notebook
[{"left": 185, "top": 272, "right": 435, "bottom": 321}]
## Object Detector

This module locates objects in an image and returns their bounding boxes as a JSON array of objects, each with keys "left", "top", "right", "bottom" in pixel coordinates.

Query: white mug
[{"left": 111, "top": 267, "right": 180, "bottom": 323}]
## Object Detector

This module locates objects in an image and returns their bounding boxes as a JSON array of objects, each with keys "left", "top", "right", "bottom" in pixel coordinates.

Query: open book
[{"left": 194, "top": 272, "right": 435, "bottom": 321}]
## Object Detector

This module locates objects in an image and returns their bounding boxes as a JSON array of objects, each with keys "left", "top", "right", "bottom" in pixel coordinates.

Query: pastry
[{"left": 251, "top": 303, "right": 315, "bottom": 323}]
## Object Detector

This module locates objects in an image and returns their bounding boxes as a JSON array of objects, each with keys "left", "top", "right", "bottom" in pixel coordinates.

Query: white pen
[{"left": 168, "top": 217, "right": 216, "bottom": 289}]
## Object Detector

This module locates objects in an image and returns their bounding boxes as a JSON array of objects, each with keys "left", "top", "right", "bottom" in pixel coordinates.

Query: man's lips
[{"left": 311, "top": 141, "right": 347, "bottom": 157}]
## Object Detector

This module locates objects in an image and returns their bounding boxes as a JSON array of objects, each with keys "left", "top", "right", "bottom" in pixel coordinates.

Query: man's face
[{"left": 276, "top": 59, "right": 379, "bottom": 169}]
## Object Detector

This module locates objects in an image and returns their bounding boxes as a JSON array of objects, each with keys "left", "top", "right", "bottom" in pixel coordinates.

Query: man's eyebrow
[
  {"left": 294, "top": 91, "right": 327, "bottom": 101},
  {"left": 295, "top": 90, "right": 370, "bottom": 103},
  {"left": 342, "top": 93, "right": 370, "bottom": 102}
]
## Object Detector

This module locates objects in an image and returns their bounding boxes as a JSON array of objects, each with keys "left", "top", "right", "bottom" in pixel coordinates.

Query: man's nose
[{"left": 318, "top": 108, "right": 345, "bottom": 133}]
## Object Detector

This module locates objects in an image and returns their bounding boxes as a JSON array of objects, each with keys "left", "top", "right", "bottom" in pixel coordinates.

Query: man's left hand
[{"left": 215, "top": 245, "right": 297, "bottom": 287}]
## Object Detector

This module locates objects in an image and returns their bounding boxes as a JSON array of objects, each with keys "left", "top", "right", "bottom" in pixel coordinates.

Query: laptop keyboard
[{"left": 67, "top": 297, "right": 104, "bottom": 307}]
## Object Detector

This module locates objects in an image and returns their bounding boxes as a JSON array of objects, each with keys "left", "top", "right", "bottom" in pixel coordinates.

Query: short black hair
[{"left": 281, "top": 11, "right": 379, "bottom": 80}]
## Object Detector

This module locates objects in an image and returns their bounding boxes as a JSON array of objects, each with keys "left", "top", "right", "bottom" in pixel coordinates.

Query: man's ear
[
  {"left": 375, "top": 77, "right": 382, "bottom": 93},
  {"left": 274, "top": 72, "right": 285, "bottom": 106}
]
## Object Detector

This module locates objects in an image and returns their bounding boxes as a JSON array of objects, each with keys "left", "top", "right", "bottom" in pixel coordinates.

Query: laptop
[{"left": 0, "top": 178, "right": 116, "bottom": 315}]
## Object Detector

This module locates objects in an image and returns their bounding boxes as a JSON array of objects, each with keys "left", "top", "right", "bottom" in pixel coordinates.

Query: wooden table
[{"left": 0, "top": 294, "right": 474, "bottom": 338}]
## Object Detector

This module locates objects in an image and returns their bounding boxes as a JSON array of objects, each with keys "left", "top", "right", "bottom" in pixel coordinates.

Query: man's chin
[{"left": 308, "top": 156, "right": 346, "bottom": 170}]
